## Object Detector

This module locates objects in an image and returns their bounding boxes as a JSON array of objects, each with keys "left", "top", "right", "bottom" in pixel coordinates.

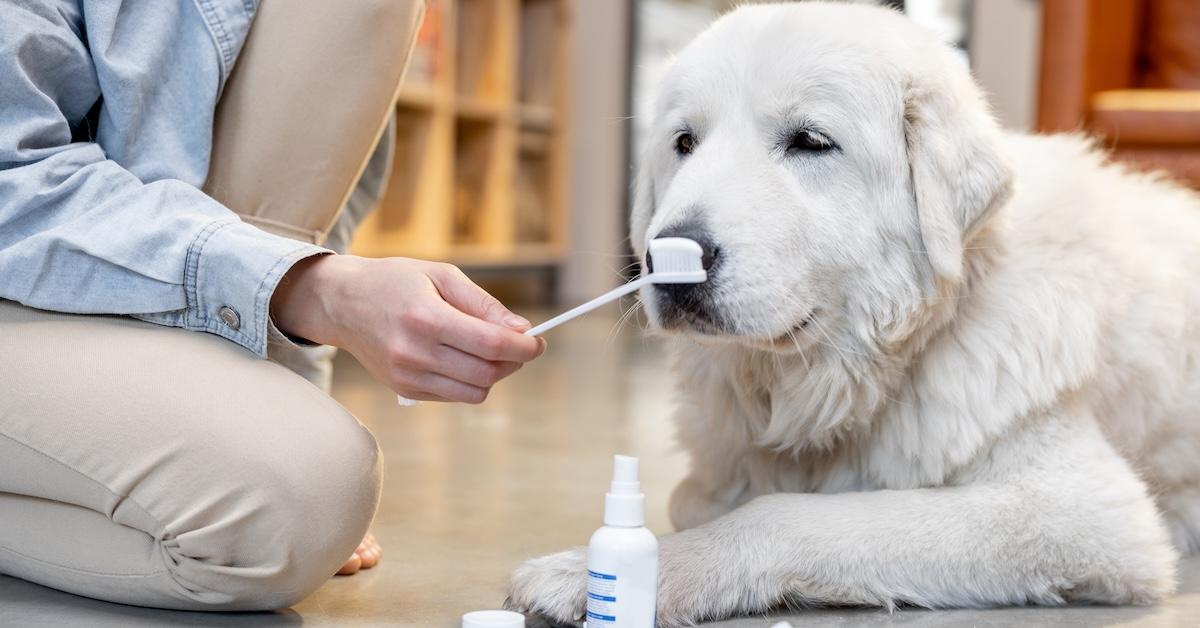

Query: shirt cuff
[
  {"left": 183, "top": 218, "right": 329, "bottom": 357},
  {"left": 267, "top": 315, "right": 321, "bottom": 350}
]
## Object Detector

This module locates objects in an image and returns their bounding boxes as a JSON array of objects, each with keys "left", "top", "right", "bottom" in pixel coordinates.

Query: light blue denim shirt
[{"left": 0, "top": 0, "right": 329, "bottom": 357}]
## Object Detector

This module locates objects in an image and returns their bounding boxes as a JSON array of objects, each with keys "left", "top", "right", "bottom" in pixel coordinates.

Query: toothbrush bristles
[
  {"left": 646, "top": 237, "right": 707, "bottom": 283},
  {"left": 655, "top": 254, "right": 701, "bottom": 272}
]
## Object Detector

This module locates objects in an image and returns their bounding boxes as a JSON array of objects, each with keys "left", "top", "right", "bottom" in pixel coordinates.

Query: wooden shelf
[
  {"left": 517, "top": 128, "right": 551, "bottom": 154},
  {"left": 394, "top": 86, "right": 442, "bottom": 110},
  {"left": 455, "top": 98, "right": 507, "bottom": 120},
  {"left": 447, "top": 243, "right": 565, "bottom": 268},
  {"left": 517, "top": 104, "right": 557, "bottom": 130},
  {"left": 452, "top": 117, "right": 504, "bottom": 245},
  {"left": 352, "top": 0, "right": 571, "bottom": 269},
  {"left": 349, "top": 240, "right": 563, "bottom": 268},
  {"left": 519, "top": 0, "right": 561, "bottom": 108}
]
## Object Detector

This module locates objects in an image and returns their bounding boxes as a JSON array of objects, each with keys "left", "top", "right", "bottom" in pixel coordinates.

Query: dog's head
[{"left": 632, "top": 2, "right": 1012, "bottom": 354}]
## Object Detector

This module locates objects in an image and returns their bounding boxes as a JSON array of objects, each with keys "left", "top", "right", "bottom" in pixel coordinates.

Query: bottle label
[{"left": 585, "top": 569, "right": 618, "bottom": 627}]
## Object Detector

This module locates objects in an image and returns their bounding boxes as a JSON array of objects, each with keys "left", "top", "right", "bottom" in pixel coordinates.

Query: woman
[{"left": 0, "top": 0, "right": 543, "bottom": 610}]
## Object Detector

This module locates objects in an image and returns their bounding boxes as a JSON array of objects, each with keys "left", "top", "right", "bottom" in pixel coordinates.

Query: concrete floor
[{"left": 3, "top": 308, "right": 1200, "bottom": 627}]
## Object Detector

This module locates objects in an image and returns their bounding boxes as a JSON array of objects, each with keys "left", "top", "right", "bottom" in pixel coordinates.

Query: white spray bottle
[{"left": 585, "top": 455, "right": 658, "bottom": 628}]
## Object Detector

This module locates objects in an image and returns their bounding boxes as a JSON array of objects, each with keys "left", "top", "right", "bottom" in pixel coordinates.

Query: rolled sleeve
[
  {"left": 1, "top": 1, "right": 334, "bottom": 359},
  {"left": 137, "top": 219, "right": 329, "bottom": 357}
]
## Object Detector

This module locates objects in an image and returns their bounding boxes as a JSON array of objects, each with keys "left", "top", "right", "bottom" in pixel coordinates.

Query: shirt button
[{"left": 218, "top": 306, "right": 241, "bottom": 331}]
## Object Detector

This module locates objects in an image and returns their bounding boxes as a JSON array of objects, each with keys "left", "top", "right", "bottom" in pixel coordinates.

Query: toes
[
  {"left": 359, "top": 545, "right": 381, "bottom": 569},
  {"left": 337, "top": 533, "right": 383, "bottom": 576},
  {"left": 337, "top": 552, "right": 363, "bottom": 576},
  {"left": 355, "top": 535, "right": 383, "bottom": 569}
]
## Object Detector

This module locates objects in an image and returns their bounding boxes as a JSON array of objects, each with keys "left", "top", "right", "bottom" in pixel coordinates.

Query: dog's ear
[{"left": 903, "top": 76, "right": 1013, "bottom": 282}]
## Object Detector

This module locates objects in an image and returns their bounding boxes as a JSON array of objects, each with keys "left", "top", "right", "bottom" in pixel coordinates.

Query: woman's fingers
[
  {"left": 297, "top": 256, "right": 545, "bottom": 403},
  {"left": 393, "top": 345, "right": 521, "bottom": 400},
  {"left": 395, "top": 368, "right": 491, "bottom": 404},
  {"left": 429, "top": 344, "right": 523, "bottom": 388},
  {"left": 385, "top": 328, "right": 524, "bottom": 402},
  {"left": 427, "top": 263, "right": 531, "bottom": 331},
  {"left": 435, "top": 303, "right": 545, "bottom": 362}
]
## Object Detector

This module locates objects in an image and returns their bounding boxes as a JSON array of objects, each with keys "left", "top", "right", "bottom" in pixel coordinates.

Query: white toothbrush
[
  {"left": 524, "top": 237, "right": 707, "bottom": 336},
  {"left": 398, "top": 237, "right": 707, "bottom": 405}
]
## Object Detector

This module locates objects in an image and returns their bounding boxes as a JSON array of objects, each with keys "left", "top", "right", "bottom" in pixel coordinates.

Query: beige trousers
[{"left": 0, "top": 0, "right": 424, "bottom": 611}]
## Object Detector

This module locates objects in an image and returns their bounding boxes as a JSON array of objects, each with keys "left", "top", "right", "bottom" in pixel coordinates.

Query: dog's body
[{"left": 509, "top": 3, "right": 1200, "bottom": 625}]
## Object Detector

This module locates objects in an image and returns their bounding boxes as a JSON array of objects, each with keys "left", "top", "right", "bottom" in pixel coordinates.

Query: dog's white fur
[{"left": 508, "top": 3, "right": 1200, "bottom": 624}]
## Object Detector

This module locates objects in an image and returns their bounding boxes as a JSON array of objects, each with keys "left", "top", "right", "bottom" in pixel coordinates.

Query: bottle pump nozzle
[{"left": 604, "top": 455, "right": 645, "bottom": 527}]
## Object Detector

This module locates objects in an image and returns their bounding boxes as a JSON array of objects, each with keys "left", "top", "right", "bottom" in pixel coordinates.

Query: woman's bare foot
[{"left": 337, "top": 532, "right": 383, "bottom": 576}]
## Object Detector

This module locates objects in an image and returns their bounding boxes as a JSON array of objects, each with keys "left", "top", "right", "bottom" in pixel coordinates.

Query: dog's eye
[
  {"left": 785, "top": 129, "right": 835, "bottom": 154},
  {"left": 674, "top": 132, "right": 697, "bottom": 156}
]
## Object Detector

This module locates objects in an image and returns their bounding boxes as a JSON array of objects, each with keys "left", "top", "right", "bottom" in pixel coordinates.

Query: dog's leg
[{"left": 508, "top": 416, "right": 1177, "bottom": 626}]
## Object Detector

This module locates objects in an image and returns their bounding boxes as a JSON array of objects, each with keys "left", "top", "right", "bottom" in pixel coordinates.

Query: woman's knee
[
  {"left": 160, "top": 389, "right": 382, "bottom": 610},
  {"left": 0, "top": 304, "right": 382, "bottom": 610}
]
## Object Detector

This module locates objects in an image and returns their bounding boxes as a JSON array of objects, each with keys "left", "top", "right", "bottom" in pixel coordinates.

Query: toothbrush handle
[
  {"left": 525, "top": 277, "right": 650, "bottom": 336},
  {"left": 398, "top": 278, "right": 648, "bottom": 404},
  {"left": 398, "top": 277, "right": 648, "bottom": 405}
]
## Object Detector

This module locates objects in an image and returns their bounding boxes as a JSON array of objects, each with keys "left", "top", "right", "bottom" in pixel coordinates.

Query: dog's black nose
[
  {"left": 646, "top": 222, "right": 719, "bottom": 274},
  {"left": 646, "top": 221, "right": 721, "bottom": 328}
]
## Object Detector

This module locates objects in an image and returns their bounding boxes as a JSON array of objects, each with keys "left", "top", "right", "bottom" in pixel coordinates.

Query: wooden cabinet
[{"left": 352, "top": 0, "right": 572, "bottom": 267}]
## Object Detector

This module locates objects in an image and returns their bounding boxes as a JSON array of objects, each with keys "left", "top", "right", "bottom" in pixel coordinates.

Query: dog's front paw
[
  {"left": 653, "top": 528, "right": 767, "bottom": 627},
  {"left": 654, "top": 533, "right": 715, "bottom": 627},
  {"left": 506, "top": 530, "right": 754, "bottom": 627},
  {"left": 506, "top": 547, "right": 587, "bottom": 626}
]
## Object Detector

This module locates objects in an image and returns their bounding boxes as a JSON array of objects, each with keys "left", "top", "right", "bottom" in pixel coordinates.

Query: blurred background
[{"left": 350, "top": 0, "right": 1200, "bottom": 308}]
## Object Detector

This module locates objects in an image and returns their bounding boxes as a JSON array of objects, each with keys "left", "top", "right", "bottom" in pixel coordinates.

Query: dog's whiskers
[
  {"left": 786, "top": 325, "right": 811, "bottom": 371},
  {"left": 606, "top": 298, "right": 645, "bottom": 348},
  {"left": 760, "top": 299, "right": 791, "bottom": 375},
  {"left": 802, "top": 315, "right": 871, "bottom": 360}
]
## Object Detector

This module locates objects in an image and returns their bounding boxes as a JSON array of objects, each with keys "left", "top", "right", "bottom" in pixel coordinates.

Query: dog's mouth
[
  {"left": 667, "top": 310, "right": 727, "bottom": 336},
  {"left": 664, "top": 307, "right": 819, "bottom": 352},
  {"left": 744, "top": 310, "right": 819, "bottom": 352}
]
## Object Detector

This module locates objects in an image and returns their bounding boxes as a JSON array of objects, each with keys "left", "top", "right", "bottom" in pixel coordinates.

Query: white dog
[{"left": 508, "top": 2, "right": 1200, "bottom": 625}]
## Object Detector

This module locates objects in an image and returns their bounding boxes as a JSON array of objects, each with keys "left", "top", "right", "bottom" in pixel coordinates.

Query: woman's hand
[{"left": 271, "top": 254, "right": 545, "bottom": 403}]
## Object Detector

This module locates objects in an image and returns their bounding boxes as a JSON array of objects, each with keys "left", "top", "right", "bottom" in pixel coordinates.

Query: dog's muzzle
[{"left": 648, "top": 220, "right": 722, "bottom": 330}]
